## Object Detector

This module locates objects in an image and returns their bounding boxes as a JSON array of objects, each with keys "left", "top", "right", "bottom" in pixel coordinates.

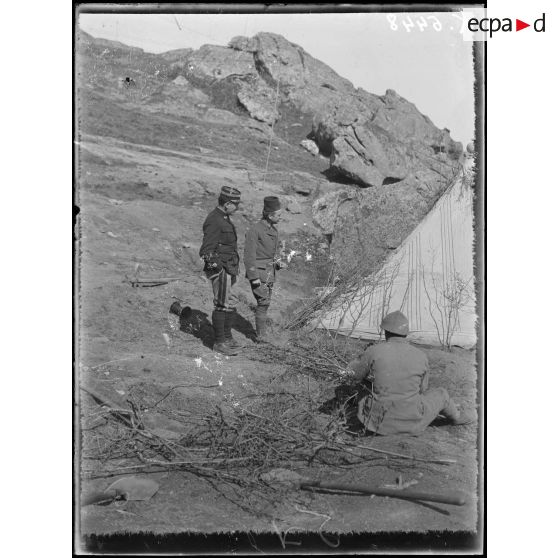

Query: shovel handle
[
  {"left": 300, "top": 481, "right": 466, "bottom": 506},
  {"left": 81, "top": 488, "right": 123, "bottom": 507}
]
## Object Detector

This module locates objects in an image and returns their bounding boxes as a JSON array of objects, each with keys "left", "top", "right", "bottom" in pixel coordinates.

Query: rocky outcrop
[
  {"left": 221, "top": 34, "right": 462, "bottom": 262},
  {"left": 185, "top": 44, "right": 257, "bottom": 80},
  {"left": 330, "top": 123, "right": 409, "bottom": 187},
  {"left": 157, "top": 33, "right": 463, "bottom": 195},
  {"left": 79, "top": 29, "right": 465, "bottom": 271},
  {"left": 168, "top": 76, "right": 209, "bottom": 103},
  {"left": 311, "top": 170, "right": 455, "bottom": 265},
  {"left": 237, "top": 82, "right": 279, "bottom": 124},
  {"left": 312, "top": 189, "right": 359, "bottom": 235},
  {"left": 141, "top": 75, "right": 210, "bottom": 119},
  {"left": 159, "top": 48, "right": 194, "bottom": 70},
  {"left": 208, "top": 32, "right": 463, "bottom": 196}
]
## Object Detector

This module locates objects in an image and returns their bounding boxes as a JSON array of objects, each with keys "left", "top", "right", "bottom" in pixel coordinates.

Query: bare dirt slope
[
  {"left": 76, "top": 128, "right": 478, "bottom": 540},
  {"left": 78, "top": 320, "right": 478, "bottom": 536}
]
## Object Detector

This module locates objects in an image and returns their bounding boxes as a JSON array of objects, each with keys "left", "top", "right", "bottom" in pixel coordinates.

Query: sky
[{"left": 78, "top": 11, "right": 477, "bottom": 146}]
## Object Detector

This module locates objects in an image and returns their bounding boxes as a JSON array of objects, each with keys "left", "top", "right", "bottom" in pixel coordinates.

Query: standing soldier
[
  {"left": 199, "top": 186, "right": 242, "bottom": 356},
  {"left": 244, "top": 196, "right": 287, "bottom": 342}
]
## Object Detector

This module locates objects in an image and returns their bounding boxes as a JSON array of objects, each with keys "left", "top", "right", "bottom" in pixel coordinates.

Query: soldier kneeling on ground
[{"left": 336, "top": 310, "right": 475, "bottom": 436}]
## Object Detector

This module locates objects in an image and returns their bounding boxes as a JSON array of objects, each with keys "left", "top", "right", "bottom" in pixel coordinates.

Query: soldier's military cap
[
  {"left": 220, "top": 186, "right": 241, "bottom": 203},
  {"left": 263, "top": 196, "right": 281, "bottom": 213},
  {"left": 380, "top": 311, "right": 409, "bottom": 336}
]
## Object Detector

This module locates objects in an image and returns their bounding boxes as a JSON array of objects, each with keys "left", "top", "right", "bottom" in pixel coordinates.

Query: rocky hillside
[{"left": 77, "top": 29, "right": 463, "bottom": 272}]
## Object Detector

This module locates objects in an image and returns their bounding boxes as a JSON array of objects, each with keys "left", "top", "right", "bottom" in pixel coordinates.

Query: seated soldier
[{"left": 342, "top": 310, "right": 474, "bottom": 436}]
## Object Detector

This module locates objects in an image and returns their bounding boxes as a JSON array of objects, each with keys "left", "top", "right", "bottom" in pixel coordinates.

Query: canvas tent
[{"left": 314, "top": 162, "right": 477, "bottom": 348}]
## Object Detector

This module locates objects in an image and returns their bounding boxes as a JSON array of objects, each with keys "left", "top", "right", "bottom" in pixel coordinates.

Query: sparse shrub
[{"left": 421, "top": 269, "right": 474, "bottom": 351}]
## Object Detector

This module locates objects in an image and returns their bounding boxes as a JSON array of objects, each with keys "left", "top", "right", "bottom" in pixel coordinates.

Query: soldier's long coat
[
  {"left": 243, "top": 219, "right": 280, "bottom": 283},
  {"left": 348, "top": 338, "right": 450, "bottom": 435},
  {"left": 199, "top": 207, "right": 239, "bottom": 276}
]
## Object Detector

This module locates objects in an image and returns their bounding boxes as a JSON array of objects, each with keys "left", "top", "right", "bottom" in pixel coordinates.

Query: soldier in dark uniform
[
  {"left": 341, "top": 311, "right": 475, "bottom": 435},
  {"left": 199, "top": 186, "right": 242, "bottom": 356},
  {"left": 244, "top": 196, "right": 287, "bottom": 342}
]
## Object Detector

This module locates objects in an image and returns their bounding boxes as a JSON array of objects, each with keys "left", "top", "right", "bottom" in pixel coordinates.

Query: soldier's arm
[
  {"left": 244, "top": 226, "right": 259, "bottom": 281},
  {"left": 419, "top": 356, "right": 429, "bottom": 393},
  {"left": 199, "top": 218, "right": 222, "bottom": 264},
  {"left": 346, "top": 348, "right": 373, "bottom": 383},
  {"left": 275, "top": 233, "right": 287, "bottom": 269}
]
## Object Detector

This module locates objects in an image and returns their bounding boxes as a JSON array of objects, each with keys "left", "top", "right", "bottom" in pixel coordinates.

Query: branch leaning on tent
[
  {"left": 286, "top": 253, "right": 402, "bottom": 349},
  {"left": 332, "top": 259, "right": 402, "bottom": 344},
  {"left": 286, "top": 254, "right": 381, "bottom": 331}
]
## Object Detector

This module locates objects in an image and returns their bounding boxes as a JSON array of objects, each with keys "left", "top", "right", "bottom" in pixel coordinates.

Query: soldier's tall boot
[
  {"left": 255, "top": 306, "right": 269, "bottom": 343},
  {"left": 212, "top": 309, "right": 238, "bottom": 356},
  {"left": 223, "top": 310, "right": 242, "bottom": 349},
  {"left": 442, "top": 399, "right": 475, "bottom": 425}
]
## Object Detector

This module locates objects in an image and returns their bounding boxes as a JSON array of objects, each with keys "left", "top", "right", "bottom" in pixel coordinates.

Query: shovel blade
[{"left": 107, "top": 477, "right": 160, "bottom": 501}]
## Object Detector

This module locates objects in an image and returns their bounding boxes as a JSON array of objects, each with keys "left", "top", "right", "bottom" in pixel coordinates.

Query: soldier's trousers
[
  {"left": 250, "top": 281, "right": 273, "bottom": 307},
  {"left": 357, "top": 387, "right": 456, "bottom": 435},
  {"left": 249, "top": 281, "right": 273, "bottom": 338},
  {"left": 210, "top": 269, "right": 237, "bottom": 311}
]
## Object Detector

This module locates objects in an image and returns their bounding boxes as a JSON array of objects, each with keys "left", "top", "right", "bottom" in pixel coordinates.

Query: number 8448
[{"left": 386, "top": 14, "right": 442, "bottom": 32}]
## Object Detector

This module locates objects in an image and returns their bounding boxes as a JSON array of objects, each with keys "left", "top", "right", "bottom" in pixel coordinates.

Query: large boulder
[
  {"left": 185, "top": 44, "right": 257, "bottom": 80},
  {"left": 313, "top": 91, "right": 461, "bottom": 190},
  {"left": 312, "top": 181, "right": 433, "bottom": 268},
  {"left": 237, "top": 82, "right": 279, "bottom": 124},
  {"left": 229, "top": 32, "right": 355, "bottom": 113},
  {"left": 312, "top": 188, "right": 359, "bottom": 235},
  {"left": 330, "top": 137, "right": 385, "bottom": 188},
  {"left": 329, "top": 124, "right": 410, "bottom": 187},
  {"left": 228, "top": 36, "right": 259, "bottom": 53}
]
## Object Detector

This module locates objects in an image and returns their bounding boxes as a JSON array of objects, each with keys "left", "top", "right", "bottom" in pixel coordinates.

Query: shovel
[{"left": 81, "top": 476, "right": 160, "bottom": 507}]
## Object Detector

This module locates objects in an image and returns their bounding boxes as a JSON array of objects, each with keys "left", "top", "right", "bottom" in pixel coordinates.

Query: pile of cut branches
[
  {"left": 80, "top": 377, "right": 458, "bottom": 518},
  {"left": 244, "top": 338, "right": 351, "bottom": 382},
  {"left": 81, "top": 381, "right": 456, "bottom": 482},
  {"left": 82, "top": 388, "right": 347, "bottom": 477}
]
